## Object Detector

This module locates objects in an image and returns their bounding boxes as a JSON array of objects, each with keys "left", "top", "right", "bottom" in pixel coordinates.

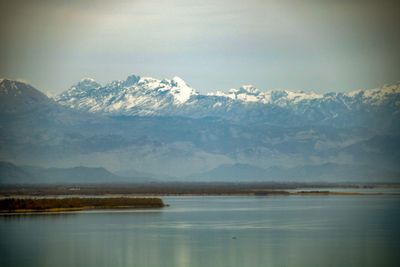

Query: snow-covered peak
[
  {"left": 209, "top": 85, "right": 325, "bottom": 105},
  {"left": 55, "top": 75, "right": 400, "bottom": 120},
  {"left": 171, "top": 76, "right": 187, "bottom": 86},
  {"left": 80, "top": 77, "right": 96, "bottom": 83},
  {"left": 0, "top": 78, "right": 30, "bottom": 87},
  {"left": 55, "top": 74, "right": 201, "bottom": 114},
  {"left": 344, "top": 83, "right": 400, "bottom": 105},
  {"left": 55, "top": 78, "right": 102, "bottom": 107},
  {"left": 0, "top": 78, "right": 32, "bottom": 93},
  {"left": 208, "top": 85, "right": 262, "bottom": 102},
  {"left": 73, "top": 78, "right": 101, "bottom": 92},
  {"left": 280, "top": 90, "right": 323, "bottom": 103},
  {"left": 123, "top": 75, "right": 140, "bottom": 87},
  {"left": 0, "top": 78, "right": 19, "bottom": 93},
  {"left": 138, "top": 76, "right": 158, "bottom": 84},
  {"left": 0, "top": 78, "right": 49, "bottom": 102},
  {"left": 239, "top": 85, "right": 260, "bottom": 95},
  {"left": 169, "top": 76, "right": 198, "bottom": 104}
]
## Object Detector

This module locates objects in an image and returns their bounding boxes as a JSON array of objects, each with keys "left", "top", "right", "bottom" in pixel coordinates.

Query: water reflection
[{"left": 1, "top": 196, "right": 399, "bottom": 267}]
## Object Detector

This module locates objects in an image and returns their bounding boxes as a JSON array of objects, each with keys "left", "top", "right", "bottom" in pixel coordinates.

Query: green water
[{"left": 1, "top": 196, "right": 399, "bottom": 267}]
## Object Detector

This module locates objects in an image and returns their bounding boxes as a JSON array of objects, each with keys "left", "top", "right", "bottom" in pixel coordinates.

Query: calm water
[{"left": 1, "top": 196, "right": 400, "bottom": 267}]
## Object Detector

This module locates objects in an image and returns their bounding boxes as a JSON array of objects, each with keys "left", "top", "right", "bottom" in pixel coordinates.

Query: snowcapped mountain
[
  {"left": 209, "top": 83, "right": 400, "bottom": 107},
  {"left": 1, "top": 76, "right": 399, "bottom": 181},
  {"left": 56, "top": 75, "right": 199, "bottom": 116},
  {"left": 55, "top": 75, "right": 400, "bottom": 129},
  {"left": 208, "top": 84, "right": 323, "bottom": 104}
]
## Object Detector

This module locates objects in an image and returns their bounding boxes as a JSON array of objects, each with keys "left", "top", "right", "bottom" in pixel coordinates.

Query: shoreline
[
  {"left": 0, "top": 206, "right": 165, "bottom": 214},
  {"left": 1, "top": 190, "right": 394, "bottom": 198},
  {"left": 1, "top": 182, "right": 399, "bottom": 197},
  {"left": 0, "top": 191, "right": 396, "bottom": 214}
]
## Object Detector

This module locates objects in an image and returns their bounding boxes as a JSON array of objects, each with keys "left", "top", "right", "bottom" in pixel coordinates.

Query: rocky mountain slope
[
  {"left": 55, "top": 75, "right": 400, "bottom": 129},
  {"left": 0, "top": 77, "right": 399, "bottom": 182}
]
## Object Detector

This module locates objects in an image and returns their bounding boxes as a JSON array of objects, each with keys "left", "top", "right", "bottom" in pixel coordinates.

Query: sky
[{"left": 0, "top": 0, "right": 399, "bottom": 94}]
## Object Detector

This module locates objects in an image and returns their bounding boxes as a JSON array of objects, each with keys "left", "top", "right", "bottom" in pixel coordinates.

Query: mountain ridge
[
  {"left": 190, "top": 162, "right": 400, "bottom": 182},
  {"left": 0, "top": 77, "right": 399, "bottom": 181},
  {"left": 54, "top": 75, "right": 400, "bottom": 129},
  {"left": 0, "top": 161, "right": 152, "bottom": 184}
]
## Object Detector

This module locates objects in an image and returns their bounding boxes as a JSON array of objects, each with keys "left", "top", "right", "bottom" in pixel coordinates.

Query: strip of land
[
  {"left": 0, "top": 197, "right": 165, "bottom": 213},
  {"left": 253, "top": 190, "right": 367, "bottom": 196},
  {"left": 0, "top": 182, "right": 397, "bottom": 196}
]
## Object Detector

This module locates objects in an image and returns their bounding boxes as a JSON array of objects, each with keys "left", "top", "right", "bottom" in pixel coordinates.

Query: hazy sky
[{"left": 0, "top": 0, "right": 399, "bottom": 94}]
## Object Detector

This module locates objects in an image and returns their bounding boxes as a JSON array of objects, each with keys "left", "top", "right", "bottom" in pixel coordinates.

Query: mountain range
[
  {"left": 56, "top": 75, "right": 400, "bottom": 129},
  {"left": 0, "top": 75, "right": 399, "bottom": 183},
  {"left": 0, "top": 161, "right": 150, "bottom": 184}
]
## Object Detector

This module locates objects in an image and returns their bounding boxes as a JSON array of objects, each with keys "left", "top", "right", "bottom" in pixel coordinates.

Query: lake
[{"left": 1, "top": 195, "right": 399, "bottom": 267}]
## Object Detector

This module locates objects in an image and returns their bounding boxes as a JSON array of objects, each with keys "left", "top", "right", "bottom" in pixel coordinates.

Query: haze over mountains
[
  {"left": 0, "top": 75, "right": 399, "bottom": 183},
  {"left": 0, "top": 161, "right": 151, "bottom": 184}
]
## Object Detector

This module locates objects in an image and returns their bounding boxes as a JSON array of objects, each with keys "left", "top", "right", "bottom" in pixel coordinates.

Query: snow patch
[{"left": 170, "top": 76, "right": 197, "bottom": 104}]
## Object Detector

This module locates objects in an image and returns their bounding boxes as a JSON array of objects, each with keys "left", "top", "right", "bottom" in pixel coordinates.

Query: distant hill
[
  {"left": 0, "top": 162, "right": 151, "bottom": 184},
  {"left": 0, "top": 162, "right": 34, "bottom": 182},
  {"left": 189, "top": 163, "right": 268, "bottom": 181},
  {"left": 190, "top": 163, "right": 400, "bottom": 182}
]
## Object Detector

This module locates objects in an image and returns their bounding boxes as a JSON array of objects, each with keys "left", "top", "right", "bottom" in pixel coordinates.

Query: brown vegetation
[{"left": 0, "top": 197, "right": 164, "bottom": 212}]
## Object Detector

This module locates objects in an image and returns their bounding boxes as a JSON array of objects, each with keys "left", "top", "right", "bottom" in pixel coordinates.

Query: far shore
[
  {"left": 1, "top": 182, "right": 398, "bottom": 198},
  {"left": 1, "top": 187, "right": 396, "bottom": 214}
]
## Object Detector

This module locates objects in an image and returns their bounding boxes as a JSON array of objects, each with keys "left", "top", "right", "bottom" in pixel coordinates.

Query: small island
[{"left": 0, "top": 197, "right": 165, "bottom": 213}]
